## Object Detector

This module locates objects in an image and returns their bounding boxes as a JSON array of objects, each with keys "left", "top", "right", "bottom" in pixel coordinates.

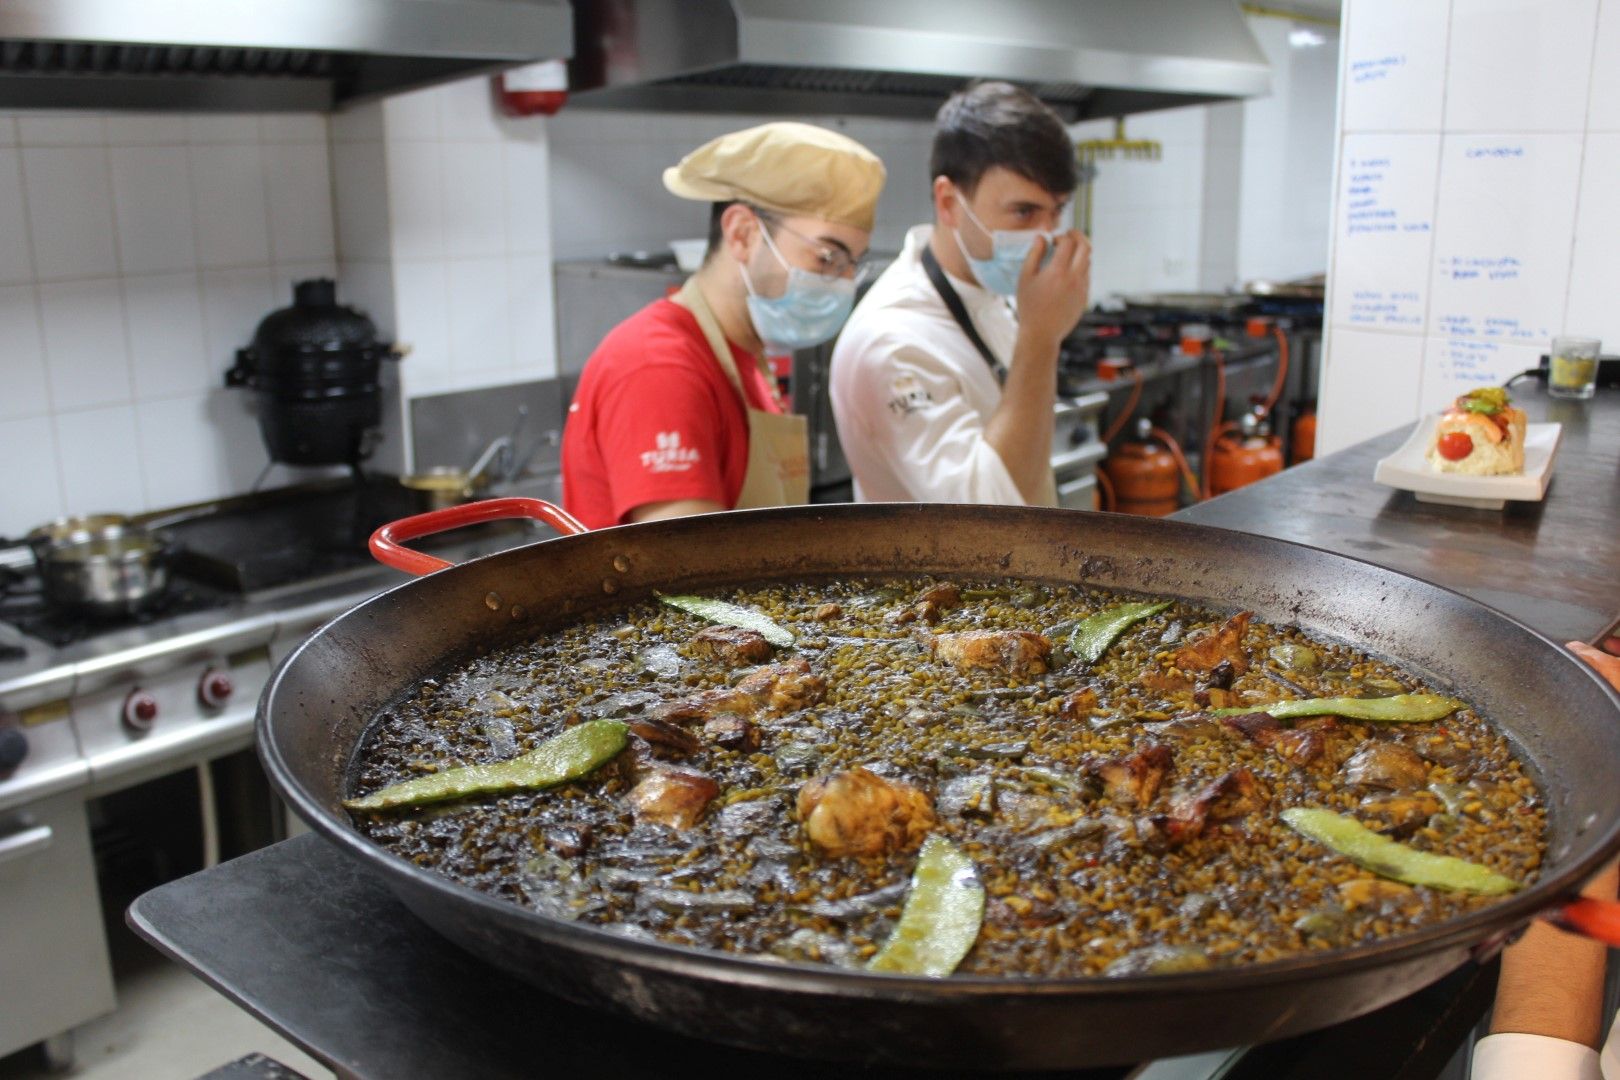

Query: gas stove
[
  {"left": 0, "top": 569, "right": 235, "bottom": 650},
  {"left": 0, "top": 473, "right": 562, "bottom": 1063},
  {"left": 0, "top": 476, "right": 560, "bottom": 811}
]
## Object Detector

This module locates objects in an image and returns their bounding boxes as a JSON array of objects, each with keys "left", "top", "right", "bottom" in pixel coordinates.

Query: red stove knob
[
  {"left": 122, "top": 689, "right": 158, "bottom": 734},
  {"left": 198, "top": 668, "right": 234, "bottom": 709}
]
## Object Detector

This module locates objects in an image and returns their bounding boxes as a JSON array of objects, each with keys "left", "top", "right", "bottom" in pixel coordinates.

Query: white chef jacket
[
  {"left": 1472, "top": 1020, "right": 1619, "bottom": 1079},
  {"left": 830, "top": 224, "right": 1053, "bottom": 505}
]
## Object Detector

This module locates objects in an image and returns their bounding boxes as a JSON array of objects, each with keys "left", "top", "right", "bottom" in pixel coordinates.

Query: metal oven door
[
  {"left": 1052, "top": 392, "right": 1108, "bottom": 512},
  {"left": 0, "top": 794, "right": 115, "bottom": 1060},
  {"left": 1056, "top": 471, "right": 1098, "bottom": 511}
]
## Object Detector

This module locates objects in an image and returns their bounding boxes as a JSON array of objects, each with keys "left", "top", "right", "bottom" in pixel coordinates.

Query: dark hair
[
  {"left": 703, "top": 201, "right": 738, "bottom": 264},
  {"left": 930, "top": 81, "right": 1077, "bottom": 197}
]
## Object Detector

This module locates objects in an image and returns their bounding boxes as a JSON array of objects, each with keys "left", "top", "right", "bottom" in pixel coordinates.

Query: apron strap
[
  {"left": 670, "top": 277, "right": 809, "bottom": 510},
  {"left": 672, "top": 278, "right": 782, "bottom": 409},
  {"left": 921, "top": 244, "right": 1007, "bottom": 385}
]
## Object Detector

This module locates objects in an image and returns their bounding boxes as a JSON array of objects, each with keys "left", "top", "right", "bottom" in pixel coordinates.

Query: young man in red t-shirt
[{"left": 561, "top": 122, "right": 884, "bottom": 530}]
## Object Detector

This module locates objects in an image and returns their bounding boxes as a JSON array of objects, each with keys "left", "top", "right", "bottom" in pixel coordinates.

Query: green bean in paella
[{"left": 344, "top": 576, "right": 1546, "bottom": 977}]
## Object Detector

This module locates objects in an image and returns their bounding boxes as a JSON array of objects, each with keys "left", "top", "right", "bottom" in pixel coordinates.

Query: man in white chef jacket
[{"left": 830, "top": 81, "right": 1091, "bottom": 505}]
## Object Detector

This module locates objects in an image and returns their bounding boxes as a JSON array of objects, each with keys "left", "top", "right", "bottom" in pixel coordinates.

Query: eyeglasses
[{"left": 752, "top": 208, "right": 870, "bottom": 283}]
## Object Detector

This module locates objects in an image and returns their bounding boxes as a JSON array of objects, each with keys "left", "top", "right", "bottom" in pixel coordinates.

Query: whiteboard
[
  {"left": 1323, "top": 0, "right": 1613, "bottom": 457},
  {"left": 1329, "top": 133, "right": 1440, "bottom": 333},
  {"left": 1444, "top": 0, "right": 1599, "bottom": 132},
  {"left": 1316, "top": 328, "right": 1425, "bottom": 457},
  {"left": 1341, "top": 0, "right": 1451, "bottom": 132},
  {"left": 1427, "top": 134, "right": 1582, "bottom": 350},
  {"left": 1565, "top": 133, "right": 1620, "bottom": 349},
  {"left": 1419, "top": 337, "right": 1545, "bottom": 413},
  {"left": 1592, "top": 0, "right": 1620, "bottom": 130}
]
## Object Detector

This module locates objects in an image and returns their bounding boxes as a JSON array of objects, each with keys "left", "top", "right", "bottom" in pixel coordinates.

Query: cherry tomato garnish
[{"left": 1437, "top": 432, "right": 1473, "bottom": 461}]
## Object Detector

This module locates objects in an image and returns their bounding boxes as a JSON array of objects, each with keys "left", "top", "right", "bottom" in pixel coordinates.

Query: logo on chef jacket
[
  {"left": 887, "top": 374, "right": 933, "bottom": 416},
  {"left": 641, "top": 431, "right": 701, "bottom": 473}
]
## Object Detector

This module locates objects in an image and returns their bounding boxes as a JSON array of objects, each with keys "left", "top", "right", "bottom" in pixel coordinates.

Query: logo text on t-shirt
[{"left": 641, "top": 431, "right": 701, "bottom": 473}]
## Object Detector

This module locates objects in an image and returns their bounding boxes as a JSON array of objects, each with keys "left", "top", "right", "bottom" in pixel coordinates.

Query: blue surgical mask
[
  {"left": 741, "top": 226, "right": 856, "bottom": 351},
  {"left": 953, "top": 197, "right": 1057, "bottom": 297}
]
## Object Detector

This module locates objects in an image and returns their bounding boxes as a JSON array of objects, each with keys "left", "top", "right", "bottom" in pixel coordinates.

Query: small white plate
[{"left": 1373, "top": 416, "right": 1563, "bottom": 509}]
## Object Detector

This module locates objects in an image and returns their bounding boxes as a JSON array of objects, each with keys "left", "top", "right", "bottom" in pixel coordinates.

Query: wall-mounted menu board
[
  {"left": 1427, "top": 134, "right": 1582, "bottom": 351},
  {"left": 1320, "top": 0, "right": 1619, "bottom": 457},
  {"left": 1340, "top": 0, "right": 1447, "bottom": 132},
  {"left": 1329, "top": 134, "right": 1438, "bottom": 334}
]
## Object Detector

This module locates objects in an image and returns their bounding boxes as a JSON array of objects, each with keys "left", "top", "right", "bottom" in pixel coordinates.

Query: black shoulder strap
[{"left": 921, "top": 243, "right": 1006, "bottom": 384}]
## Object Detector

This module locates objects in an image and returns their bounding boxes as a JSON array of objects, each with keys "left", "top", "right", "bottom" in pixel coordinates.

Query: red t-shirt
[{"left": 561, "top": 298, "right": 782, "bottom": 529}]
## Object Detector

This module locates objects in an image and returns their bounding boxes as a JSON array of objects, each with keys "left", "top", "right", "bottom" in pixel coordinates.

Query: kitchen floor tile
[{"left": 0, "top": 952, "right": 332, "bottom": 1080}]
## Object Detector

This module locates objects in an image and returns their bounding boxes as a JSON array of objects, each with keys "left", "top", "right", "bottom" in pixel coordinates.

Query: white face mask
[
  {"left": 953, "top": 195, "right": 1059, "bottom": 297},
  {"left": 739, "top": 225, "right": 856, "bottom": 351}
]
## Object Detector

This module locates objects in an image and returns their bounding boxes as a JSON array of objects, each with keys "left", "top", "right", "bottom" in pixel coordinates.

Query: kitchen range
[{"left": 0, "top": 479, "right": 557, "bottom": 1067}]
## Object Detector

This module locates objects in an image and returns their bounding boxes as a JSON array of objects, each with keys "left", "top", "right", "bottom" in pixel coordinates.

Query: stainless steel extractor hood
[
  {"left": 567, "top": 0, "right": 1271, "bottom": 121},
  {"left": 0, "top": 0, "right": 572, "bottom": 112}
]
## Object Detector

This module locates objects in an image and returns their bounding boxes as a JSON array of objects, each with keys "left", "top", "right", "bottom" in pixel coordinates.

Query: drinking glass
[{"left": 1549, "top": 336, "right": 1601, "bottom": 400}]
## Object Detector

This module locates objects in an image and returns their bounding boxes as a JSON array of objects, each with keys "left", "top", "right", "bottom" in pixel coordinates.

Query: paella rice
[{"left": 346, "top": 577, "right": 1546, "bottom": 977}]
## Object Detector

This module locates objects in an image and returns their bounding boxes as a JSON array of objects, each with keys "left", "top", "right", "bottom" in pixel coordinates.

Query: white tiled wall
[
  {"left": 1318, "top": 0, "right": 1620, "bottom": 457},
  {"left": 1236, "top": 15, "right": 1339, "bottom": 287},
  {"left": 332, "top": 78, "right": 556, "bottom": 400},
  {"left": 0, "top": 111, "right": 338, "bottom": 537},
  {"left": 544, "top": 21, "right": 1340, "bottom": 310},
  {"left": 1, "top": 42, "right": 1353, "bottom": 535},
  {"left": 1070, "top": 12, "right": 1341, "bottom": 304},
  {"left": 1071, "top": 105, "right": 1211, "bottom": 301}
]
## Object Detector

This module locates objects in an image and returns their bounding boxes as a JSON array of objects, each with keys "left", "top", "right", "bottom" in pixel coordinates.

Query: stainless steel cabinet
[{"left": 0, "top": 794, "right": 115, "bottom": 1060}]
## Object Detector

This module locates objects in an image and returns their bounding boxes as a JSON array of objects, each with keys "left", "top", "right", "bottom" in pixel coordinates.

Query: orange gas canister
[
  {"left": 1209, "top": 408, "right": 1284, "bottom": 496},
  {"left": 1104, "top": 420, "right": 1180, "bottom": 516},
  {"left": 1291, "top": 401, "right": 1317, "bottom": 464}
]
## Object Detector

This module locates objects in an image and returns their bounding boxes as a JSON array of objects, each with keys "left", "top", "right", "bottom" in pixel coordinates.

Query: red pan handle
[
  {"left": 1546, "top": 896, "right": 1620, "bottom": 946},
  {"left": 369, "top": 498, "right": 589, "bottom": 576}
]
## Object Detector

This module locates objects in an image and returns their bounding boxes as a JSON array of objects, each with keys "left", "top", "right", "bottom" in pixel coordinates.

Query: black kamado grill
[{"left": 226, "top": 278, "right": 399, "bottom": 467}]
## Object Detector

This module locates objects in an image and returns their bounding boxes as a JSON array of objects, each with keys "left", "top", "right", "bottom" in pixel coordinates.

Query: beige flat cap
[{"left": 663, "top": 121, "right": 886, "bottom": 232}]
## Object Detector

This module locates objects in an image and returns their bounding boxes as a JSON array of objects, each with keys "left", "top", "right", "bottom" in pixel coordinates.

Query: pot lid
[{"left": 248, "top": 279, "right": 386, "bottom": 358}]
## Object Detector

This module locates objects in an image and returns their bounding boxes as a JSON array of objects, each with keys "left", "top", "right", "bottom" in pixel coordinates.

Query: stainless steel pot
[
  {"left": 399, "top": 467, "right": 489, "bottom": 512},
  {"left": 27, "top": 515, "right": 173, "bottom": 617}
]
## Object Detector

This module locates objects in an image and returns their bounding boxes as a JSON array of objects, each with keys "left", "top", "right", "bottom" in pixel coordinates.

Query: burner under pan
[
  {"left": 0, "top": 476, "right": 424, "bottom": 649},
  {"left": 0, "top": 573, "right": 234, "bottom": 648}
]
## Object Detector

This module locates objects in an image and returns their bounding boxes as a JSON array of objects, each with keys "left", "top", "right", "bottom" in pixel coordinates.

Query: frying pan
[{"left": 257, "top": 499, "right": 1620, "bottom": 1069}]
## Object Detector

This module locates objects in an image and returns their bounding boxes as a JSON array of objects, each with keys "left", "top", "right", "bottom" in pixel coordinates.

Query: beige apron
[{"left": 672, "top": 279, "right": 810, "bottom": 509}]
